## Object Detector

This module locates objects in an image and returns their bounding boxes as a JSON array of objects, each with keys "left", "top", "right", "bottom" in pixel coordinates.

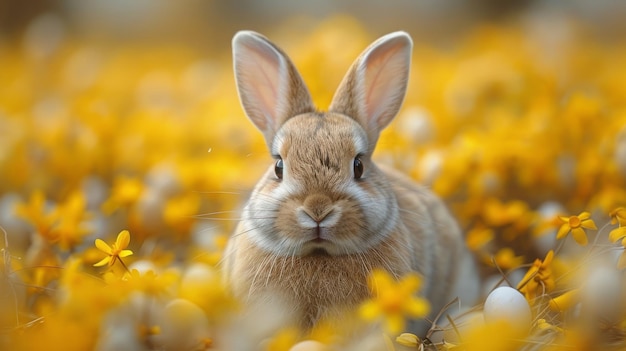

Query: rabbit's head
[{"left": 233, "top": 31, "right": 412, "bottom": 257}]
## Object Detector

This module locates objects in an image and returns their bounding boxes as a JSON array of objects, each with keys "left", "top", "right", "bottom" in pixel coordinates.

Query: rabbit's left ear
[
  {"left": 232, "top": 31, "right": 315, "bottom": 149},
  {"left": 329, "top": 32, "right": 412, "bottom": 148}
]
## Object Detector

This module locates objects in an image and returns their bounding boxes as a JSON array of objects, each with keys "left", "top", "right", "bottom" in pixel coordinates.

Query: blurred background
[
  {"left": 1, "top": 0, "right": 626, "bottom": 47},
  {"left": 1, "top": 2, "right": 626, "bottom": 349}
]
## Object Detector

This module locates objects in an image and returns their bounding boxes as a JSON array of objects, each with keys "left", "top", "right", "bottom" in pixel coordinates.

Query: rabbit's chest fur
[{"left": 226, "top": 222, "right": 414, "bottom": 329}]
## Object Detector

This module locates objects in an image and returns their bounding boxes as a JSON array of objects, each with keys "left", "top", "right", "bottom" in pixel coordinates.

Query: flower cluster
[{"left": 1, "top": 13, "right": 625, "bottom": 351}]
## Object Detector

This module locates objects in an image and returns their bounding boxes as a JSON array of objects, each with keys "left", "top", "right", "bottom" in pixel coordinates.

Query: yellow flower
[
  {"left": 306, "top": 318, "right": 350, "bottom": 346},
  {"left": 556, "top": 212, "right": 597, "bottom": 246},
  {"left": 609, "top": 207, "right": 626, "bottom": 248},
  {"left": 466, "top": 226, "right": 494, "bottom": 252},
  {"left": 14, "top": 190, "right": 59, "bottom": 241},
  {"left": 610, "top": 207, "right": 626, "bottom": 226},
  {"left": 179, "top": 263, "right": 238, "bottom": 321},
  {"left": 482, "top": 198, "right": 530, "bottom": 228},
  {"left": 50, "top": 191, "right": 92, "bottom": 251},
  {"left": 122, "top": 269, "right": 179, "bottom": 297},
  {"left": 532, "top": 214, "right": 564, "bottom": 238},
  {"left": 101, "top": 176, "right": 144, "bottom": 214},
  {"left": 487, "top": 247, "right": 524, "bottom": 270},
  {"left": 93, "top": 230, "right": 134, "bottom": 268},
  {"left": 163, "top": 193, "right": 201, "bottom": 236},
  {"left": 517, "top": 250, "right": 555, "bottom": 302},
  {"left": 359, "top": 269, "right": 430, "bottom": 335}
]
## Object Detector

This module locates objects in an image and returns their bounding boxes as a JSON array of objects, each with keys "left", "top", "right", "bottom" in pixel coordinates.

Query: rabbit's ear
[
  {"left": 233, "top": 31, "right": 315, "bottom": 147},
  {"left": 329, "top": 32, "right": 412, "bottom": 148}
]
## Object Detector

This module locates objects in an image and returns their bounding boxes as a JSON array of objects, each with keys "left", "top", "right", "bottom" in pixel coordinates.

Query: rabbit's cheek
[{"left": 344, "top": 183, "right": 385, "bottom": 225}]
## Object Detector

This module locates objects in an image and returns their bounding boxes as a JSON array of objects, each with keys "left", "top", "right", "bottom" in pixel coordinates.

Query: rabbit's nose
[
  {"left": 298, "top": 194, "right": 342, "bottom": 228},
  {"left": 302, "top": 194, "right": 332, "bottom": 222}
]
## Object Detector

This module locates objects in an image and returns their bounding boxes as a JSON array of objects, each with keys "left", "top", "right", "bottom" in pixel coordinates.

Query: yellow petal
[
  {"left": 611, "top": 208, "right": 626, "bottom": 226},
  {"left": 95, "top": 238, "right": 113, "bottom": 254},
  {"left": 368, "top": 269, "right": 394, "bottom": 294},
  {"left": 516, "top": 266, "right": 538, "bottom": 290},
  {"left": 384, "top": 314, "right": 405, "bottom": 335},
  {"left": 399, "top": 274, "right": 421, "bottom": 293},
  {"left": 118, "top": 249, "right": 134, "bottom": 258},
  {"left": 93, "top": 256, "right": 112, "bottom": 267},
  {"left": 611, "top": 207, "right": 626, "bottom": 216},
  {"left": 359, "top": 301, "right": 381, "bottom": 321},
  {"left": 570, "top": 227, "right": 588, "bottom": 246},
  {"left": 555, "top": 224, "right": 570, "bottom": 240},
  {"left": 522, "top": 280, "right": 539, "bottom": 301},
  {"left": 543, "top": 250, "right": 554, "bottom": 265},
  {"left": 549, "top": 289, "right": 580, "bottom": 312},
  {"left": 609, "top": 226, "right": 626, "bottom": 243},
  {"left": 405, "top": 298, "right": 430, "bottom": 318},
  {"left": 116, "top": 230, "right": 131, "bottom": 249},
  {"left": 578, "top": 212, "right": 591, "bottom": 220},
  {"left": 581, "top": 219, "right": 597, "bottom": 230}
]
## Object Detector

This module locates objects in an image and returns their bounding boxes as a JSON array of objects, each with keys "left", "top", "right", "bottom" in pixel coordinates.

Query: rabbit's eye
[
  {"left": 353, "top": 156, "right": 363, "bottom": 179},
  {"left": 275, "top": 158, "right": 284, "bottom": 179}
]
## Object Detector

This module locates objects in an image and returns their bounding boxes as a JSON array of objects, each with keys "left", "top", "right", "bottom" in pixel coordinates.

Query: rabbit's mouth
[
  {"left": 305, "top": 226, "right": 333, "bottom": 244},
  {"left": 298, "top": 227, "right": 342, "bottom": 255}
]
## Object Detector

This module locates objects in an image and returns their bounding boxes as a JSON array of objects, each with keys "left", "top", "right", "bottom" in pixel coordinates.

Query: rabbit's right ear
[
  {"left": 232, "top": 31, "right": 315, "bottom": 148},
  {"left": 329, "top": 32, "right": 412, "bottom": 149}
]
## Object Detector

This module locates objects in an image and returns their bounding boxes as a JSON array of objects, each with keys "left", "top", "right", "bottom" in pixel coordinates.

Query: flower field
[{"left": 1, "top": 12, "right": 626, "bottom": 351}]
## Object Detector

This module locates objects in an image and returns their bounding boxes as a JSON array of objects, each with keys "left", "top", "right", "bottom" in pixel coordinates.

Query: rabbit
[{"left": 222, "top": 30, "right": 479, "bottom": 336}]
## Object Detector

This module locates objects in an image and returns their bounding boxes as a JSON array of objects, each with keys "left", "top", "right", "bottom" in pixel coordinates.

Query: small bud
[{"left": 395, "top": 333, "right": 420, "bottom": 347}]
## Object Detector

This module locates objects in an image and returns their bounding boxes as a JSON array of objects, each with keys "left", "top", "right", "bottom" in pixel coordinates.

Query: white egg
[
  {"left": 483, "top": 286, "right": 531, "bottom": 336},
  {"left": 289, "top": 340, "right": 330, "bottom": 351},
  {"left": 153, "top": 298, "right": 211, "bottom": 351}
]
